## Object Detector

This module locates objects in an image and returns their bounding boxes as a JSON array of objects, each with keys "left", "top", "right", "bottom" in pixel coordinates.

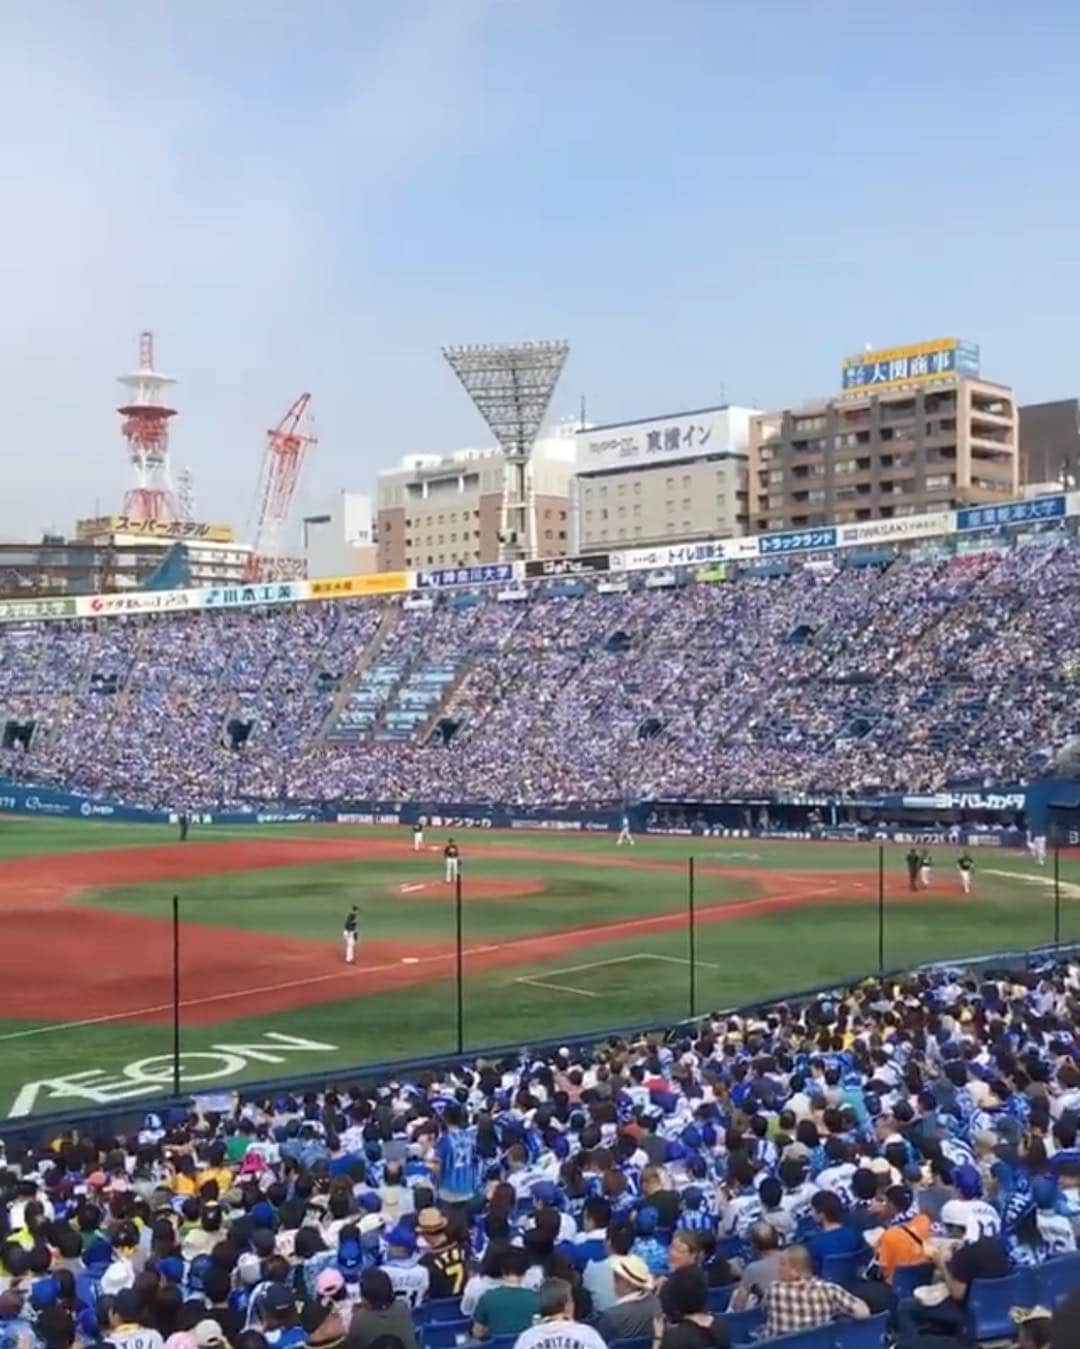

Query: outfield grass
[{"left": 0, "top": 816, "right": 1076, "bottom": 1119}]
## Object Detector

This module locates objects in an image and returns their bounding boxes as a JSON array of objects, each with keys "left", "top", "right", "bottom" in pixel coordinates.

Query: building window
[
  {"left": 926, "top": 474, "right": 954, "bottom": 490},
  {"left": 633, "top": 482, "right": 641, "bottom": 494}
]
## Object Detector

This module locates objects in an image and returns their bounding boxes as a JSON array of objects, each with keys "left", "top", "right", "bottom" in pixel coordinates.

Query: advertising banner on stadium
[
  {"left": 524, "top": 554, "right": 610, "bottom": 578},
  {"left": 836, "top": 512, "right": 954, "bottom": 546},
  {"left": 415, "top": 563, "right": 516, "bottom": 590},
  {"left": 199, "top": 581, "right": 304, "bottom": 608},
  {"left": 0, "top": 597, "right": 77, "bottom": 623},
  {"left": 841, "top": 337, "right": 980, "bottom": 396},
  {"left": 955, "top": 494, "right": 1065, "bottom": 532},
  {"left": 309, "top": 572, "right": 409, "bottom": 598},
  {"left": 759, "top": 527, "right": 837, "bottom": 555},
  {"left": 77, "top": 589, "right": 202, "bottom": 618},
  {"left": 0, "top": 783, "right": 165, "bottom": 821},
  {"left": 610, "top": 535, "right": 757, "bottom": 573}
]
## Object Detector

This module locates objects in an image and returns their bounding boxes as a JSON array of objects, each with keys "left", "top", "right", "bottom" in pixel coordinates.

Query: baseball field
[{"left": 0, "top": 817, "right": 1076, "bottom": 1120}]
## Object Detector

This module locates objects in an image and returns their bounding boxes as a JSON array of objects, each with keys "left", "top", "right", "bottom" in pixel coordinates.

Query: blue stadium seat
[
  {"left": 422, "top": 1318, "right": 472, "bottom": 1348},
  {"left": 965, "top": 1271, "right": 1036, "bottom": 1342},
  {"left": 819, "top": 1251, "right": 865, "bottom": 1288},
  {"left": 1032, "top": 1251, "right": 1080, "bottom": 1307},
  {"left": 890, "top": 1264, "right": 934, "bottom": 1299},
  {"left": 723, "top": 1307, "right": 763, "bottom": 1345},
  {"left": 757, "top": 1326, "right": 834, "bottom": 1349},
  {"left": 714, "top": 1235, "right": 743, "bottom": 1262},
  {"left": 610, "top": 1339, "right": 651, "bottom": 1349},
  {"left": 706, "top": 1283, "right": 734, "bottom": 1313},
  {"left": 834, "top": 1312, "right": 889, "bottom": 1348},
  {"left": 414, "top": 1299, "right": 463, "bottom": 1326}
]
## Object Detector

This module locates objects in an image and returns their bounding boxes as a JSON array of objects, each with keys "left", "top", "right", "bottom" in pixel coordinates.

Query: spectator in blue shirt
[{"left": 806, "top": 1191, "right": 862, "bottom": 1276}]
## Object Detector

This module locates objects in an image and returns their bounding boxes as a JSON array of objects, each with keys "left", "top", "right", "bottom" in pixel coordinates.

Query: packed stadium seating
[
  {"left": 1, "top": 535, "right": 1080, "bottom": 809},
  {"left": 2, "top": 952, "right": 1080, "bottom": 1347}
]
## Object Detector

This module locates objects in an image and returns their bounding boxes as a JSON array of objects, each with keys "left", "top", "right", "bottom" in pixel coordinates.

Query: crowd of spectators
[
  {"left": 3, "top": 954, "right": 1080, "bottom": 1348},
  {"left": 2, "top": 536, "right": 1080, "bottom": 809}
]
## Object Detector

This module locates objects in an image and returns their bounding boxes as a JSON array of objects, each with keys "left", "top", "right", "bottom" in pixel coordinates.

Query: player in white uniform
[
  {"left": 617, "top": 813, "right": 634, "bottom": 846},
  {"left": 412, "top": 821, "right": 424, "bottom": 852},
  {"left": 444, "top": 839, "right": 460, "bottom": 884},
  {"left": 343, "top": 906, "right": 359, "bottom": 964},
  {"left": 956, "top": 851, "right": 975, "bottom": 895},
  {"left": 1028, "top": 832, "right": 1048, "bottom": 865},
  {"left": 919, "top": 850, "right": 932, "bottom": 890}
]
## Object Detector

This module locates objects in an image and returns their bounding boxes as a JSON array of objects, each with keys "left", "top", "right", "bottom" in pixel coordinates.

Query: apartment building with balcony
[{"left": 749, "top": 363, "right": 1017, "bottom": 533}]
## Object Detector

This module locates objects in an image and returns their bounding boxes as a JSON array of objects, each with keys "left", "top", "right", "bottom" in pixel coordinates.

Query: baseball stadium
[{"left": 5, "top": 9, "right": 1080, "bottom": 1342}]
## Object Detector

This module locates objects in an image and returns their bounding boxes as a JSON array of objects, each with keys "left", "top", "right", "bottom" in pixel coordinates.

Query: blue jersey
[{"left": 437, "top": 1126, "right": 479, "bottom": 1199}]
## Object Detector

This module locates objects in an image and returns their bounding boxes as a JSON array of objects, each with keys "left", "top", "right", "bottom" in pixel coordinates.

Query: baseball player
[
  {"left": 919, "top": 849, "right": 933, "bottom": 890},
  {"left": 956, "top": 850, "right": 975, "bottom": 895},
  {"left": 412, "top": 820, "right": 425, "bottom": 852},
  {"left": 444, "top": 838, "right": 460, "bottom": 885},
  {"left": 343, "top": 906, "right": 359, "bottom": 964},
  {"left": 617, "top": 812, "right": 634, "bottom": 847},
  {"left": 1028, "top": 832, "right": 1048, "bottom": 866},
  {"left": 905, "top": 847, "right": 920, "bottom": 893}
]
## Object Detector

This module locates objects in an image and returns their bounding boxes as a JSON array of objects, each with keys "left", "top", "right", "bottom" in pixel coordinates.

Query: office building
[
  {"left": 1018, "top": 398, "right": 1080, "bottom": 491},
  {"left": 749, "top": 338, "right": 1018, "bottom": 533},
  {"left": 573, "top": 405, "right": 755, "bottom": 552},
  {"left": 375, "top": 426, "right": 574, "bottom": 571}
]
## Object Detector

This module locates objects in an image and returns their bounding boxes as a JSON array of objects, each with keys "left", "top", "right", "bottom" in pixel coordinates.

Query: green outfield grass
[{"left": 0, "top": 816, "right": 1076, "bottom": 1120}]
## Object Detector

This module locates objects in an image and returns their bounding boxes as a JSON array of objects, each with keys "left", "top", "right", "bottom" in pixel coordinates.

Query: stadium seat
[
  {"left": 834, "top": 1312, "right": 889, "bottom": 1348},
  {"left": 422, "top": 1318, "right": 472, "bottom": 1348},
  {"left": 414, "top": 1299, "right": 464, "bottom": 1326},
  {"left": 965, "top": 1271, "right": 1036, "bottom": 1342},
  {"left": 1032, "top": 1251, "right": 1080, "bottom": 1307},
  {"left": 819, "top": 1252, "right": 865, "bottom": 1288},
  {"left": 756, "top": 1326, "right": 834, "bottom": 1349},
  {"left": 610, "top": 1339, "right": 651, "bottom": 1349},
  {"left": 706, "top": 1283, "right": 734, "bottom": 1313},
  {"left": 723, "top": 1306, "right": 763, "bottom": 1345},
  {"left": 714, "top": 1235, "right": 743, "bottom": 1262},
  {"left": 889, "top": 1265, "right": 934, "bottom": 1298}
]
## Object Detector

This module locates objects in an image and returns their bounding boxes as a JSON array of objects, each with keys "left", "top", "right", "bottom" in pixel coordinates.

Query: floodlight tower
[
  {"left": 117, "top": 331, "right": 180, "bottom": 521},
  {"left": 442, "top": 340, "right": 569, "bottom": 561}
]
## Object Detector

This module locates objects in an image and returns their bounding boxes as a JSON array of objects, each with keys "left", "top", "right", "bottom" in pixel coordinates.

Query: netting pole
[
  {"left": 877, "top": 845, "right": 885, "bottom": 975},
  {"left": 1054, "top": 847, "right": 1061, "bottom": 948},
  {"left": 455, "top": 866, "right": 464, "bottom": 1055},
  {"left": 688, "top": 856, "right": 696, "bottom": 1019},
  {"left": 172, "top": 894, "right": 181, "bottom": 1097}
]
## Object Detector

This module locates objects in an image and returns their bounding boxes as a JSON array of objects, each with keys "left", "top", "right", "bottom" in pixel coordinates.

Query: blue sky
[{"left": 1, "top": 1, "right": 1077, "bottom": 537}]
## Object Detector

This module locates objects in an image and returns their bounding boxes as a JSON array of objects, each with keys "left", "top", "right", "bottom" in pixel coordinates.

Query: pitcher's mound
[{"left": 396, "top": 877, "right": 545, "bottom": 901}]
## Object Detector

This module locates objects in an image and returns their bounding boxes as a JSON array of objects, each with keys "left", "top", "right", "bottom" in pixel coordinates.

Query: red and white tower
[{"left": 117, "top": 331, "right": 180, "bottom": 521}]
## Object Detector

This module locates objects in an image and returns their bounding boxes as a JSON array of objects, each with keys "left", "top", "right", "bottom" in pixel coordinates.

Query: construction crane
[{"left": 245, "top": 393, "right": 317, "bottom": 581}]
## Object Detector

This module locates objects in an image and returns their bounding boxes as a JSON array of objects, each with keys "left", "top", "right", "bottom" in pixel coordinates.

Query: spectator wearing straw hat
[{"left": 594, "top": 1255, "right": 659, "bottom": 1344}]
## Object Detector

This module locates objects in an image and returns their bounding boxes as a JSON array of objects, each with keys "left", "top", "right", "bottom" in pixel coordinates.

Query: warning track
[{"left": 0, "top": 836, "right": 947, "bottom": 1028}]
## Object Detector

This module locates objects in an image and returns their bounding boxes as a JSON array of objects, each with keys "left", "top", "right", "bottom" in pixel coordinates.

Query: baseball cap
[
  {"left": 237, "top": 1253, "right": 262, "bottom": 1287},
  {"left": 953, "top": 1164, "right": 982, "bottom": 1199},
  {"left": 940, "top": 1199, "right": 972, "bottom": 1232},
  {"left": 1031, "top": 1177, "right": 1058, "bottom": 1210},
  {"left": 530, "top": 1180, "right": 558, "bottom": 1206},
  {"left": 315, "top": 1269, "right": 345, "bottom": 1298},
  {"left": 155, "top": 1256, "right": 185, "bottom": 1286},
  {"left": 610, "top": 1255, "right": 652, "bottom": 1291},
  {"left": 193, "top": 1320, "right": 226, "bottom": 1349},
  {"left": 385, "top": 1225, "right": 417, "bottom": 1254},
  {"left": 100, "top": 1262, "right": 135, "bottom": 1296},
  {"left": 29, "top": 1279, "right": 58, "bottom": 1311},
  {"left": 262, "top": 1285, "right": 296, "bottom": 1313},
  {"left": 358, "top": 1213, "right": 385, "bottom": 1237}
]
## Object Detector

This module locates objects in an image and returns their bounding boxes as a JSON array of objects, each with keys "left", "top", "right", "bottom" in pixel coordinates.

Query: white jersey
[
  {"left": 513, "top": 1320, "right": 608, "bottom": 1349},
  {"left": 107, "top": 1328, "right": 165, "bottom": 1349},
  {"left": 384, "top": 1257, "right": 430, "bottom": 1307}
]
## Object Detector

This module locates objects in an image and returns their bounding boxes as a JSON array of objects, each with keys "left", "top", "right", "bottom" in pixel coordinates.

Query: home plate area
[{"left": 513, "top": 951, "right": 720, "bottom": 999}]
